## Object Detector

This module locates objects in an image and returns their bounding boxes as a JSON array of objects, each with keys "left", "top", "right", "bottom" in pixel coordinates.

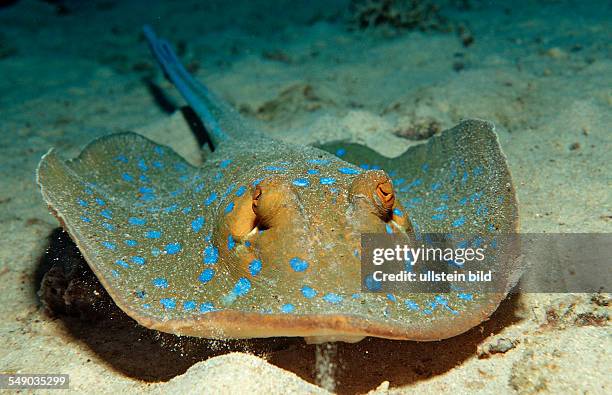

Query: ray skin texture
[{"left": 36, "top": 27, "right": 519, "bottom": 343}]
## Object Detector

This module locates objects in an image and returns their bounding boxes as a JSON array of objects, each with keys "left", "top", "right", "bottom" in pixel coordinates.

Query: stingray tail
[{"left": 143, "top": 25, "right": 253, "bottom": 148}]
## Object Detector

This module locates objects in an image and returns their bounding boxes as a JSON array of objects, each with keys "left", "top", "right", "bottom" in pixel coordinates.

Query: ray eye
[
  {"left": 252, "top": 186, "right": 262, "bottom": 212},
  {"left": 376, "top": 181, "right": 395, "bottom": 210}
]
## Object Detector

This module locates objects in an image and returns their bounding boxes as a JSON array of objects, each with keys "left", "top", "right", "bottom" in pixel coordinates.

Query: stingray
[{"left": 36, "top": 26, "right": 520, "bottom": 344}]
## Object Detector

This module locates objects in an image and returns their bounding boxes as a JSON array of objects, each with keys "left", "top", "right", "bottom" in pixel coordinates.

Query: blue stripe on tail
[{"left": 143, "top": 25, "right": 229, "bottom": 146}]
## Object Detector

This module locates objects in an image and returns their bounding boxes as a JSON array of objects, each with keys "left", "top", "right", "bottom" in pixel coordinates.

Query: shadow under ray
[
  {"left": 36, "top": 228, "right": 299, "bottom": 382},
  {"left": 268, "top": 292, "right": 522, "bottom": 394}
]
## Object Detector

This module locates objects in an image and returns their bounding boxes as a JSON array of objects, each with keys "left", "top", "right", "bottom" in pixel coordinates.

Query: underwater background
[{"left": 0, "top": 0, "right": 610, "bottom": 393}]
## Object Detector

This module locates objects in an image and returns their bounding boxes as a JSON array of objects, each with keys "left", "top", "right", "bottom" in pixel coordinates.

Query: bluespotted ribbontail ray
[{"left": 36, "top": 26, "right": 520, "bottom": 343}]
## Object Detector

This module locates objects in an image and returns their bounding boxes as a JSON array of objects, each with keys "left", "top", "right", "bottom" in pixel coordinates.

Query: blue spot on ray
[
  {"left": 145, "top": 230, "right": 162, "bottom": 239},
  {"left": 102, "top": 241, "right": 116, "bottom": 250},
  {"left": 365, "top": 274, "right": 381, "bottom": 291},
  {"left": 191, "top": 216, "right": 204, "bottom": 232},
  {"left": 452, "top": 216, "right": 466, "bottom": 227},
  {"left": 152, "top": 278, "right": 168, "bottom": 288},
  {"left": 290, "top": 257, "right": 308, "bottom": 272},
  {"left": 204, "top": 192, "right": 217, "bottom": 206},
  {"left": 281, "top": 304, "right": 295, "bottom": 313},
  {"left": 232, "top": 278, "right": 251, "bottom": 297},
  {"left": 204, "top": 245, "right": 219, "bottom": 264},
  {"left": 199, "top": 268, "right": 215, "bottom": 284},
  {"left": 320, "top": 177, "right": 336, "bottom": 185},
  {"left": 165, "top": 242, "right": 182, "bottom": 255},
  {"left": 131, "top": 256, "right": 145, "bottom": 265},
  {"left": 338, "top": 167, "right": 360, "bottom": 175},
  {"left": 160, "top": 298, "right": 176, "bottom": 310},
  {"left": 138, "top": 159, "right": 148, "bottom": 172},
  {"left": 235, "top": 185, "right": 247, "bottom": 197},
  {"left": 183, "top": 300, "right": 196, "bottom": 311},
  {"left": 224, "top": 202, "right": 234, "bottom": 214},
  {"left": 249, "top": 259, "right": 262, "bottom": 276},
  {"left": 301, "top": 286, "right": 317, "bottom": 299},
  {"left": 323, "top": 293, "right": 342, "bottom": 304},
  {"left": 102, "top": 222, "right": 115, "bottom": 231},
  {"left": 115, "top": 260, "right": 129, "bottom": 269},
  {"left": 129, "top": 217, "right": 146, "bottom": 226},
  {"left": 458, "top": 293, "right": 473, "bottom": 301},
  {"left": 293, "top": 178, "right": 310, "bottom": 187}
]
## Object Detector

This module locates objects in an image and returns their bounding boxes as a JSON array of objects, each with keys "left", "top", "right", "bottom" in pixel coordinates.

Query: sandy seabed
[{"left": 0, "top": 0, "right": 610, "bottom": 393}]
